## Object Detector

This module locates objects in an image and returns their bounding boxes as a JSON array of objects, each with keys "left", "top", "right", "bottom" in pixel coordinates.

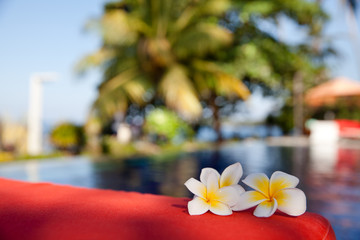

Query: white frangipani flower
[
  {"left": 184, "top": 162, "right": 244, "bottom": 216},
  {"left": 233, "top": 171, "right": 306, "bottom": 218},
  {"left": 200, "top": 162, "right": 245, "bottom": 197}
]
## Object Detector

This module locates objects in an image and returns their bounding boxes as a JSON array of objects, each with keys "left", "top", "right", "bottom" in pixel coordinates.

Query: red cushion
[
  {"left": 335, "top": 119, "right": 360, "bottom": 138},
  {"left": 0, "top": 178, "right": 335, "bottom": 240}
]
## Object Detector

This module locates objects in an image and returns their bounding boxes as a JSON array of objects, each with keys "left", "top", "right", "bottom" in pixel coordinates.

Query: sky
[
  {"left": 0, "top": 0, "right": 107, "bottom": 125},
  {"left": 322, "top": 0, "right": 360, "bottom": 81},
  {"left": 0, "top": 0, "right": 359, "bottom": 126}
]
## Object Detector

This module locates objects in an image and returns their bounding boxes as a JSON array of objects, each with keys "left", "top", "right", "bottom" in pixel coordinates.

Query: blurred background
[{"left": 1, "top": 0, "right": 360, "bottom": 239}]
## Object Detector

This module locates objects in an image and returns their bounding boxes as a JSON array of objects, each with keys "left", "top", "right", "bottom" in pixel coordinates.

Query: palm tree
[
  {"left": 80, "top": 0, "right": 330, "bottom": 138},
  {"left": 230, "top": 0, "right": 330, "bottom": 134},
  {"left": 78, "top": 0, "right": 250, "bottom": 140}
]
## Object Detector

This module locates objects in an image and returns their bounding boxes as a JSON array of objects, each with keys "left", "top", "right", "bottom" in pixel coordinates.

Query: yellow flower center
[{"left": 206, "top": 190, "right": 216, "bottom": 204}]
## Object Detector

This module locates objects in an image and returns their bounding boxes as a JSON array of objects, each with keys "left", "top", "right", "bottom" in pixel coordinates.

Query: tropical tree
[
  {"left": 79, "top": 0, "right": 331, "bottom": 138},
  {"left": 229, "top": 0, "right": 331, "bottom": 134},
  {"left": 78, "top": 0, "right": 250, "bottom": 140},
  {"left": 144, "top": 108, "right": 194, "bottom": 143},
  {"left": 50, "top": 123, "right": 85, "bottom": 154}
]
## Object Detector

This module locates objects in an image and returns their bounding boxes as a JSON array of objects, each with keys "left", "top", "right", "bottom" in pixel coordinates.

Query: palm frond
[
  {"left": 92, "top": 90, "right": 128, "bottom": 122},
  {"left": 99, "top": 68, "right": 137, "bottom": 94},
  {"left": 173, "top": 0, "right": 230, "bottom": 33},
  {"left": 100, "top": 68, "right": 152, "bottom": 106},
  {"left": 159, "top": 65, "right": 202, "bottom": 121},
  {"left": 192, "top": 60, "right": 250, "bottom": 100},
  {"left": 197, "top": 0, "right": 230, "bottom": 16},
  {"left": 172, "top": 23, "right": 232, "bottom": 59},
  {"left": 75, "top": 48, "right": 115, "bottom": 74},
  {"left": 123, "top": 76, "right": 151, "bottom": 105},
  {"left": 215, "top": 73, "right": 250, "bottom": 99},
  {"left": 102, "top": 10, "right": 138, "bottom": 46}
]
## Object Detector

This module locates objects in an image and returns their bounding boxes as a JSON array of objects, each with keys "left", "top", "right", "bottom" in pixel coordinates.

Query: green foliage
[
  {"left": 311, "top": 98, "right": 360, "bottom": 121},
  {"left": 144, "top": 108, "right": 194, "bottom": 143},
  {"left": 229, "top": 0, "right": 331, "bottom": 133},
  {"left": 336, "top": 107, "right": 360, "bottom": 120},
  {"left": 78, "top": 0, "right": 250, "bottom": 126},
  {"left": 101, "top": 135, "right": 137, "bottom": 156},
  {"left": 79, "top": 0, "right": 332, "bottom": 135},
  {"left": 266, "top": 105, "right": 294, "bottom": 134},
  {"left": 226, "top": 0, "right": 330, "bottom": 90},
  {"left": 50, "top": 123, "right": 85, "bottom": 153}
]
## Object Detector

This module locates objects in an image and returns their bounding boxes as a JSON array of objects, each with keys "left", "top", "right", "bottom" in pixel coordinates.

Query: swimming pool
[{"left": 0, "top": 140, "right": 358, "bottom": 239}]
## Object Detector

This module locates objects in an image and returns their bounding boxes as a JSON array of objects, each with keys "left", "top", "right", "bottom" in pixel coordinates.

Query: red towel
[{"left": 0, "top": 178, "right": 335, "bottom": 240}]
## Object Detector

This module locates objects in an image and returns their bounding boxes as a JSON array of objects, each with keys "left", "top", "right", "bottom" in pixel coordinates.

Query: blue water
[{"left": 0, "top": 140, "right": 359, "bottom": 239}]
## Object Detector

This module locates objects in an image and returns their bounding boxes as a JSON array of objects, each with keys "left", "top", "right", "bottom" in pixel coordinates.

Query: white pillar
[{"left": 27, "top": 73, "right": 57, "bottom": 155}]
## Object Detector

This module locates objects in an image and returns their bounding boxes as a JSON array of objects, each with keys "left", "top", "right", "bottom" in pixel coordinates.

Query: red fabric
[
  {"left": 0, "top": 178, "right": 335, "bottom": 240},
  {"left": 335, "top": 119, "right": 360, "bottom": 138}
]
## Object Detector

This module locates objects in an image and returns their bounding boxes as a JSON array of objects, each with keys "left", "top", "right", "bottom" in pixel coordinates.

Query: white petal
[
  {"left": 200, "top": 168, "right": 220, "bottom": 186},
  {"left": 184, "top": 178, "right": 206, "bottom": 198},
  {"left": 209, "top": 200, "right": 232, "bottom": 216},
  {"left": 231, "top": 184, "right": 245, "bottom": 196},
  {"left": 188, "top": 197, "right": 209, "bottom": 215},
  {"left": 253, "top": 199, "right": 278, "bottom": 217},
  {"left": 275, "top": 188, "right": 306, "bottom": 216},
  {"left": 213, "top": 186, "right": 240, "bottom": 207},
  {"left": 242, "top": 173, "right": 270, "bottom": 196},
  {"left": 206, "top": 171, "right": 219, "bottom": 195},
  {"left": 232, "top": 190, "right": 267, "bottom": 211},
  {"left": 269, "top": 171, "right": 299, "bottom": 196},
  {"left": 220, "top": 162, "right": 243, "bottom": 188}
]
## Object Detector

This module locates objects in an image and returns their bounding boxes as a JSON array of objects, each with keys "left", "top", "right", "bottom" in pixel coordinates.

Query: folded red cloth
[{"left": 0, "top": 178, "right": 335, "bottom": 240}]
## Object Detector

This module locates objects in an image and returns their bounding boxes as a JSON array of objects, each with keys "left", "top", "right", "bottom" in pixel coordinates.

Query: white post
[{"left": 27, "top": 73, "right": 57, "bottom": 155}]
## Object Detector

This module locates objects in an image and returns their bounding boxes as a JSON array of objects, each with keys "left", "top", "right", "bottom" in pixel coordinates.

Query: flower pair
[{"left": 184, "top": 163, "right": 306, "bottom": 217}]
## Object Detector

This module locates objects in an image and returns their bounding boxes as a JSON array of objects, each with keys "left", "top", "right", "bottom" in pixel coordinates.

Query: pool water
[{"left": 0, "top": 140, "right": 359, "bottom": 240}]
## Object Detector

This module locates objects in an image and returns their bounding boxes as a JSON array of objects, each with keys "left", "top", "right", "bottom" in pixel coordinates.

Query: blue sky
[
  {"left": 323, "top": 0, "right": 360, "bottom": 81},
  {"left": 0, "top": 0, "right": 106, "bottom": 125},
  {"left": 0, "top": 0, "right": 359, "bottom": 126}
]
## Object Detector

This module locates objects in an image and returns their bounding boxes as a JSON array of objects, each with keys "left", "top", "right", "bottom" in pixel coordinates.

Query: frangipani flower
[
  {"left": 200, "top": 162, "right": 245, "bottom": 196},
  {"left": 233, "top": 171, "right": 306, "bottom": 217},
  {"left": 184, "top": 163, "right": 244, "bottom": 216}
]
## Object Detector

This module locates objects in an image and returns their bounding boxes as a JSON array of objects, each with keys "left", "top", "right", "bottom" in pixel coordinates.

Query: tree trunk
[
  {"left": 210, "top": 94, "right": 223, "bottom": 143},
  {"left": 293, "top": 71, "right": 304, "bottom": 136}
]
